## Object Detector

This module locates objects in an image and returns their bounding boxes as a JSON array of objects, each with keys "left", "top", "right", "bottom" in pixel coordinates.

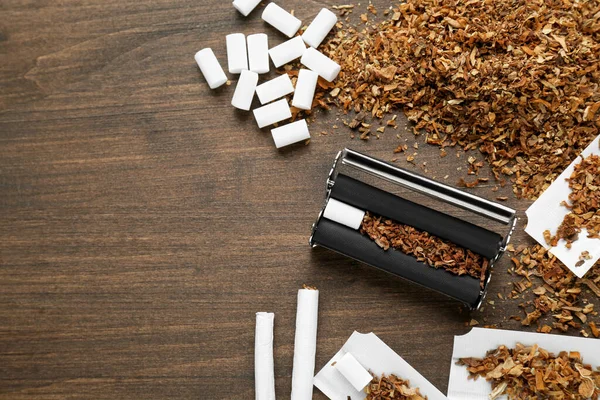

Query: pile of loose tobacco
[
  {"left": 546, "top": 154, "right": 600, "bottom": 248},
  {"left": 458, "top": 343, "right": 600, "bottom": 399},
  {"left": 321, "top": 0, "right": 600, "bottom": 199},
  {"left": 360, "top": 212, "right": 488, "bottom": 286},
  {"left": 366, "top": 374, "right": 427, "bottom": 400}
]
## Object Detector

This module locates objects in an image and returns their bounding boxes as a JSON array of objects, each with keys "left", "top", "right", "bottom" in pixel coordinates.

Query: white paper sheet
[
  {"left": 314, "top": 331, "right": 448, "bottom": 400},
  {"left": 525, "top": 134, "right": 600, "bottom": 278},
  {"left": 447, "top": 327, "right": 600, "bottom": 400}
]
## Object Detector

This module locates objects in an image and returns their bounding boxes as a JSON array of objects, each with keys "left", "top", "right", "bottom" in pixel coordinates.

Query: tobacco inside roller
[{"left": 360, "top": 212, "right": 488, "bottom": 287}]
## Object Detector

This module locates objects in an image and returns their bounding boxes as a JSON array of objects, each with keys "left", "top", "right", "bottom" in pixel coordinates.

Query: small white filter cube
[
  {"left": 226, "top": 33, "right": 248, "bottom": 74},
  {"left": 253, "top": 98, "right": 292, "bottom": 128},
  {"left": 232, "top": 0, "right": 262, "bottom": 17},
  {"left": 194, "top": 48, "right": 228, "bottom": 89},
  {"left": 334, "top": 352, "right": 373, "bottom": 392},
  {"left": 323, "top": 198, "right": 366, "bottom": 230},
  {"left": 268, "top": 36, "right": 306, "bottom": 68},
  {"left": 256, "top": 74, "right": 294, "bottom": 105},
  {"left": 292, "top": 69, "right": 318, "bottom": 110},
  {"left": 231, "top": 70, "right": 259, "bottom": 111},
  {"left": 247, "top": 33, "right": 270, "bottom": 74},
  {"left": 261, "top": 2, "right": 302, "bottom": 38},
  {"left": 301, "top": 47, "right": 341, "bottom": 82},
  {"left": 271, "top": 120, "right": 310, "bottom": 149},
  {"left": 302, "top": 8, "right": 338, "bottom": 48}
]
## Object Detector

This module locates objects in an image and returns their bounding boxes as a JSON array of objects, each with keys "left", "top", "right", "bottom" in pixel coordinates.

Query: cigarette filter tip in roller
[
  {"left": 231, "top": 70, "right": 258, "bottom": 111},
  {"left": 291, "top": 288, "right": 319, "bottom": 400},
  {"left": 194, "top": 48, "right": 228, "bottom": 89},
  {"left": 256, "top": 74, "right": 294, "bottom": 105},
  {"left": 302, "top": 8, "right": 338, "bottom": 48},
  {"left": 323, "top": 198, "right": 365, "bottom": 230},
  {"left": 269, "top": 36, "right": 306, "bottom": 68},
  {"left": 300, "top": 47, "right": 341, "bottom": 82},
  {"left": 271, "top": 119, "right": 310, "bottom": 149},
  {"left": 262, "top": 2, "right": 302, "bottom": 38},
  {"left": 334, "top": 352, "right": 373, "bottom": 392},
  {"left": 292, "top": 69, "right": 319, "bottom": 111},
  {"left": 226, "top": 33, "right": 248, "bottom": 74},
  {"left": 255, "top": 312, "right": 276, "bottom": 400},
  {"left": 253, "top": 98, "right": 292, "bottom": 128},
  {"left": 232, "top": 0, "right": 262, "bottom": 17},
  {"left": 247, "top": 33, "right": 270, "bottom": 74}
]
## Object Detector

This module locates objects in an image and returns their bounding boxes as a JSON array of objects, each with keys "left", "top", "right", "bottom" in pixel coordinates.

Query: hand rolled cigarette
[
  {"left": 255, "top": 312, "right": 276, "bottom": 400},
  {"left": 291, "top": 288, "right": 319, "bottom": 400}
]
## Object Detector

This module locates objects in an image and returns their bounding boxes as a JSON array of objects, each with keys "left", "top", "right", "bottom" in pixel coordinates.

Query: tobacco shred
[
  {"left": 366, "top": 375, "right": 427, "bottom": 400},
  {"left": 458, "top": 343, "right": 600, "bottom": 399},
  {"left": 360, "top": 212, "right": 488, "bottom": 286},
  {"left": 322, "top": 0, "right": 600, "bottom": 199}
]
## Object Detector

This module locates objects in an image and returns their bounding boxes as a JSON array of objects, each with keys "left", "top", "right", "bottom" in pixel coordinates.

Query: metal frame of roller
[{"left": 310, "top": 149, "right": 518, "bottom": 310}]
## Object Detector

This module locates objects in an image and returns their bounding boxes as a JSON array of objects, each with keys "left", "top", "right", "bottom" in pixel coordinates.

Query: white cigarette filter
[
  {"left": 334, "top": 352, "right": 373, "bottom": 392},
  {"left": 232, "top": 0, "right": 262, "bottom": 17},
  {"left": 301, "top": 47, "right": 341, "bottom": 82},
  {"left": 268, "top": 36, "right": 306, "bottom": 68},
  {"left": 262, "top": 3, "right": 302, "bottom": 38},
  {"left": 226, "top": 33, "right": 248, "bottom": 74},
  {"left": 292, "top": 69, "right": 318, "bottom": 110},
  {"left": 323, "top": 198, "right": 366, "bottom": 230},
  {"left": 231, "top": 70, "right": 259, "bottom": 111},
  {"left": 291, "top": 288, "right": 319, "bottom": 400},
  {"left": 302, "top": 8, "right": 338, "bottom": 48},
  {"left": 256, "top": 74, "right": 294, "bottom": 105},
  {"left": 194, "top": 48, "right": 228, "bottom": 89},
  {"left": 247, "top": 33, "right": 270, "bottom": 74},
  {"left": 253, "top": 98, "right": 292, "bottom": 128},
  {"left": 271, "top": 120, "right": 310, "bottom": 149},
  {"left": 255, "top": 312, "right": 276, "bottom": 400}
]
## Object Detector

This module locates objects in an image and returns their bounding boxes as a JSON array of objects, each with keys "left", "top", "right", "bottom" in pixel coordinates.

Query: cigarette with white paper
[
  {"left": 291, "top": 287, "right": 319, "bottom": 400},
  {"left": 255, "top": 312, "right": 276, "bottom": 400}
]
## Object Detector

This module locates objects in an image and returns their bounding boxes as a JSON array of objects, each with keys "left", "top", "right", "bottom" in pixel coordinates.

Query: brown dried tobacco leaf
[
  {"left": 366, "top": 375, "right": 427, "bottom": 400},
  {"left": 458, "top": 343, "right": 600, "bottom": 399},
  {"left": 509, "top": 244, "right": 600, "bottom": 336},
  {"left": 548, "top": 154, "right": 600, "bottom": 247},
  {"left": 323, "top": 0, "right": 600, "bottom": 199},
  {"left": 360, "top": 212, "right": 488, "bottom": 287}
]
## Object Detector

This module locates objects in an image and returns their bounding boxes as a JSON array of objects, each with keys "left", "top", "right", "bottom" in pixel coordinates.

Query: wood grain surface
[{"left": 1, "top": 1, "right": 595, "bottom": 399}]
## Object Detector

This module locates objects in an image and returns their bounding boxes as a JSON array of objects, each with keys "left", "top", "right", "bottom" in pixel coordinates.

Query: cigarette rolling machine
[{"left": 310, "top": 149, "right": 517, "bottom": 310}]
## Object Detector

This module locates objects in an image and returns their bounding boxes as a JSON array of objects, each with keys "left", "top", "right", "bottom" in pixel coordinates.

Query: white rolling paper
[
  {"left": 232, "top": 0, "right": 262, "bottom": 17},
  {"left": 194, "top": 48, "right": 228, "bottom": 89},
  {"left": 292, "top": 69, "right": 318, "bottom": 110},
  {"left": 291, "top": 288, "right": 319, "bottom": 400},
  {"left": 256, "top": 74, "right": 294, "bottom": 105},
  {"left": 248, "top": 33, "right": 270, "bottom": 74},
  {"left": 323, "top": 198, "right": 366, "bottom": 230},
  {"left": 253, "top": 98, "right": 292, "bottom": 128},
  {"left": 262, "top": 3, "right": 302, "bottom": 38},
  {"left": 301, "top": 47, "right": 341, "bottom": 82},
  {"left": 226, "top": 33, "right": 248, "bottom": 74},
  {"left": 255, "top": 312, "right": 276, "bottom": 400},
  {"left": 334, "top": 353, "right": 372, "bottom": 392},
  {"left": 269, "top": 36, "right": 306, "bottom": 68},
  {"left": 231, "top": 70, "right": 258, "bottom": 111},
  {"left": 302, "top": 8, "right": 338, "bottom": 48},
  {"left": 271, "top": 120, "right": 310, "bottom": 149}
]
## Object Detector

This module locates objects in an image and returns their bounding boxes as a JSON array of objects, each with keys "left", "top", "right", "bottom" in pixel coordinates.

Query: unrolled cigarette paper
[
  {"left": 334, "top": 352, "right": 373, "bottom": 392},
  {"left": 255, "top": 312, "right": 276, "bottom": 400},
  {"left": 271, "top": 120, "right": 310, "bottom": 149},
  {"left": 323, "top": 198, "right": 366, "bottom": 230},
  {"left": 302, "top": 8, "right": 338, "bottom": 48},
  {"left": 231, "top": 70, "right": 259, "bottom": 111},
  {"left": 292, "top": 69, "right": 318, "bottom": 110},
  {"left": 262, "top": 3, "right": 302, "bottom": 38},
  {"left": 253, "top": 98, "right": 292, "bottom": 128},
  {"left": 268, "top": 36, "right": 306, "bottom": 68},
  {"left": 256, "top": 74, "right": 294, "bottom": 105},
  {"left": 194, "top": 48, "right": 228, "bottom": 89},
  {"left": 226, "top": 33, "right": 248, "bottom": 74},
  {"left": 248, "top": 33, "right": 270, "bottom": 74},
  {"left": 232, "top": 0, "right": 262, "bottom": 17},
  {"left": 291, "top": 288, "right": 319, "bottom": 400},
  {"left": 301, "top": 47, "right": 341, "bottom": 82}
]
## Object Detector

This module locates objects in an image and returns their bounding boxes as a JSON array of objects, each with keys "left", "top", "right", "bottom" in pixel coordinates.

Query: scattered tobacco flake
[
  {"left": 458, "top": 343, "right": 600, "bottom": 399},
  {"left": 302, "top": 284, "right": 318, "bottom": 290},
  {"left": 360, "top": 212, "right": 489, "bottom": 287},
  {"left": 320, "top": 0, "right": 600, "bottom": 199},
  {"left": 366, "top": 374, "right": 427, "bottom": 400},
  {"left": 458, "top": 177, "right": 489, "bottom": 188}
]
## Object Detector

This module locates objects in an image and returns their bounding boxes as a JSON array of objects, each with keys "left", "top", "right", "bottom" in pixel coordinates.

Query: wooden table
[{"left": 0, "top": 1, "right": 582, "bottom": 398}]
